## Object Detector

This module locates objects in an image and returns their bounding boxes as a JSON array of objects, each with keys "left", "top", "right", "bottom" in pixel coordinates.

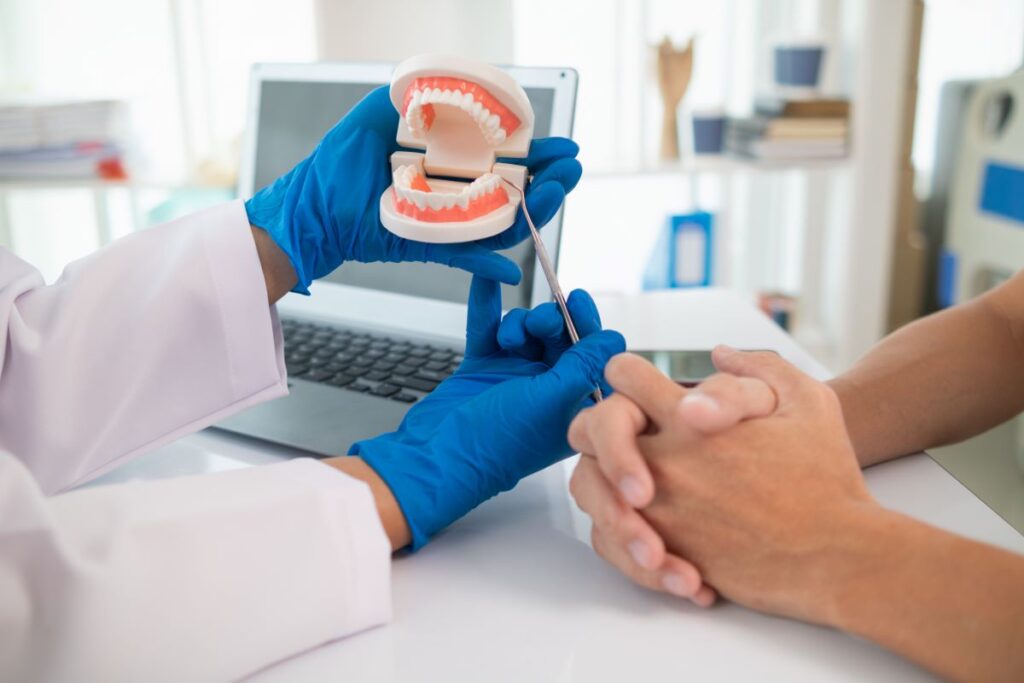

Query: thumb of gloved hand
[{"left": 539, "top": 330, "right": 626, "bottom": 410}]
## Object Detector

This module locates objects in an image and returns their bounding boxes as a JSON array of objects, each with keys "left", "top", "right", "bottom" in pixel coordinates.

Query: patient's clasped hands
[{"left": 569, "top": 347, "right": 881, "bottom": 625}]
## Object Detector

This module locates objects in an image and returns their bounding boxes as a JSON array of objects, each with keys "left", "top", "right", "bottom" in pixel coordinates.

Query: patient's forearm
[
  {"left": 824, "top": 508, "right": 1024, "bottom": 682},
  {"left": 828, "top": 277, "right": 1024, "bottom": 466}
]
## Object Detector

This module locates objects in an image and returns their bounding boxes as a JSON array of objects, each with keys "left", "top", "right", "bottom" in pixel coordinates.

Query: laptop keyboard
[{"left": 281, "top": 318, "right": 463, "bottom": 404}]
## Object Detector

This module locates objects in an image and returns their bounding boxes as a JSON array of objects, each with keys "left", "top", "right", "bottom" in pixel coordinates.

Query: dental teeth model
[{"left": 379, "top": 54, "right": 535, "bottom": 244}]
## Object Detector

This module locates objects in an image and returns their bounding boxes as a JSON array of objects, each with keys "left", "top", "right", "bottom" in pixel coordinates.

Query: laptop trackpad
[{"left": 214, "top": 381, "right": 411, "bottom": 458}]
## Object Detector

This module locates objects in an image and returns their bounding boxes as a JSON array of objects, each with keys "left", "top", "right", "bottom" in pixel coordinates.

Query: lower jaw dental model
[
  {"left": 379, "top": 55, "right": 535, "bottom": 244},
  {"left": 391, "top": 166, "right": 508, "bottom": 223}
]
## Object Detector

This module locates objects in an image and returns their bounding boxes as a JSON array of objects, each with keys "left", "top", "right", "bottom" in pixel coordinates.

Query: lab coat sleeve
[
  {"left": 0, "top": 452, "right": 392, "bottom": 682},
  {"left": 0, "top": 200, "right": 289, "bottom": 493}
]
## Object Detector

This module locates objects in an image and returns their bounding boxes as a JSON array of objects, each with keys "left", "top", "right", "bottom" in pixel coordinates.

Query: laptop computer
[{"left": 214, "top": 61, "right": 578, "bottom": 456}]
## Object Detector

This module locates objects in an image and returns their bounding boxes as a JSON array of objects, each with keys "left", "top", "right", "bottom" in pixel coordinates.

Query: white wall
[
  {"left": 315, "top": 0, "right": 514, "bottom": 63},
  {"left": 913, "top": 0, "right": 1024, "bottom": 183}
]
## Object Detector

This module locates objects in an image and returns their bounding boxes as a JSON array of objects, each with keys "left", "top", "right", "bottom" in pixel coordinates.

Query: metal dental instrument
[{"left": 508, "top": 181, "right": 604, "bottom": 403}]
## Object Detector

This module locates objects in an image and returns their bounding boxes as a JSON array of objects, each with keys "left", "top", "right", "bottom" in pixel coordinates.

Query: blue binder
[{"left": 643, "top": 211, "right": 714, "bottom": 290}]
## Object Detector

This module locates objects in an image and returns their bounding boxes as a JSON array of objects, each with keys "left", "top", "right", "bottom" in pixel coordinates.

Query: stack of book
[
  {"left": 0, "top": 100, "right": 127, "bottom": 180},
  {"left": 726, "top": 97, "right": 850, "bottom": 161}
]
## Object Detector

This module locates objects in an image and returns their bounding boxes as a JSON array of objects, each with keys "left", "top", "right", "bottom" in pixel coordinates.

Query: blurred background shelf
[
  {"left": 0, "top": 178, "right": 232, "bottom": 191},
  {"left": 589, "top": 154, "right": 852, "bottom": 177}
]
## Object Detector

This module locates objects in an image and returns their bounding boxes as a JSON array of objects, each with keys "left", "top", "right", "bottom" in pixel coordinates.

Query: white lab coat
[{"left": 0, "top": 202, "right": 391, "bottom": 682}]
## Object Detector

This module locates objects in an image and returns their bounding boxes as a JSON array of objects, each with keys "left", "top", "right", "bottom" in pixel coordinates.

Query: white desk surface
[{"left": 94, "top": 288, "right": 1024, "bottom": 682}]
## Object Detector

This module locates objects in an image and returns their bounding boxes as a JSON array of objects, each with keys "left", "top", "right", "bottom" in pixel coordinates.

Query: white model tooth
[
  {"left": 427, "top": 194, "right": 445, "bottom": 210},
  {"left": 460, "top": 92, "right": 474, "bottom": 109},
  {"left": 468, "top": 181, "right": 481, "bottom": 199},
  {"left": 456, "top": 191, "right": 470, "bottom": 209},
  {"left": 443, "top": 193, "right": 457, "bottom": 209},
  {"left": 493, "top": 128, "right": 507, "bottom": 143},
  {"left": 411, "top": 191, "right": 427, "bottom": 210},
  {"left": 471, "top": 101, "right": 483, "bottom": 118},
  {"left": 486, "top": 114, "right": 500, "bottom": 130}
]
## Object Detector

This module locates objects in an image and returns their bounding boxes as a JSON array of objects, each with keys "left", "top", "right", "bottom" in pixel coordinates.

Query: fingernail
[
  {"left": 628, "top": 540, "right": 653, "bottom": 569},
  {"left": 715, "top": 344, "right": 737, "bottom": 356},
  {"left": 693, "top": 586, "right": 717, "bottom": 608},
  {"left": 681, "top": 392, "right": 721, "bottom": 414},
  {"left": 619, "top": 476, "right": 647, "bottom": 507},
  {"left": 661, "top": 572, "right": 692, "bottom": 597}
]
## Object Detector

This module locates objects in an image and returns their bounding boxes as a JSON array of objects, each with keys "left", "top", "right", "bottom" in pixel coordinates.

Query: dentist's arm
[
  {"left": 828, "top": 269, "right": 1024, "bottom": 467},
  {"left": 326, "top": 456, "right": 413, "bottom": 550},
  {"left": 251, "top": 223, "right": 298, "bottom": 303},
  {"left": 0, "top": 452, "right": 393, "bottom": 682},
  {"left": 0, "top": 203, "right": 396, "bottom": 681},
  {"left": 0, "top": 202, "right": 294, "bottom": 492}
]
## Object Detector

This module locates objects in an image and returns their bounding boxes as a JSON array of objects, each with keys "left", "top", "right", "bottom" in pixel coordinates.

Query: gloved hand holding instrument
[{"left": 350, "top": 276, "right": 623, "bottom": 549}]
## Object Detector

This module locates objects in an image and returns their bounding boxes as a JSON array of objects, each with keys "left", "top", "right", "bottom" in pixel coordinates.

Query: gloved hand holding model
[
  {"left": 348, "top": 276, "right": 625, "bottom": 548},
  {"left": 245, "top": 86, "right": 582, "bottom": 292}
]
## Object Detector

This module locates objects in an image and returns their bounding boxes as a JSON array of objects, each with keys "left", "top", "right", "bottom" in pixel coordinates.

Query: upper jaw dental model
[{"left": 379, "top": 55, "right": 535, "bottom": 243}]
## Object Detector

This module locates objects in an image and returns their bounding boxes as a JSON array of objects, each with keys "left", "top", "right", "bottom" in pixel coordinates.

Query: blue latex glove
[
  {"left": 245, "top": 86, "right": 582, "bottom": 293},
  {"left": 349, "top": 276, "right": 625, "bottom": 549}
]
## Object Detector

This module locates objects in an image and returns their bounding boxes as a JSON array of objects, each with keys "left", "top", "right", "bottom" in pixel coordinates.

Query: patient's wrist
[
  {"left": 811, "top": 504, "right": 909, "bottom": 631},
  {"left": 324, "top": 456, "right": 412, "bottom": 551}
]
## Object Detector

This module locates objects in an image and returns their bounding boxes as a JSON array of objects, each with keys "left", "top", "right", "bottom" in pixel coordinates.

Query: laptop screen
[{"left": 252, "top": 80, "right": 557, "bottom": 310}]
